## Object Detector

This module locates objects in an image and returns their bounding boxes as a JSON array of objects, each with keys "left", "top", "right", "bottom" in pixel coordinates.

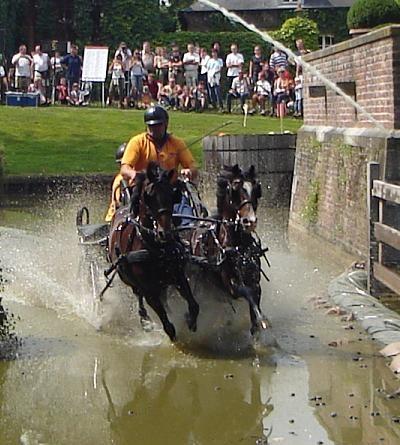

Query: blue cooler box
[{"left": 5, "top": 92, "right": 39, "bottom": 107}]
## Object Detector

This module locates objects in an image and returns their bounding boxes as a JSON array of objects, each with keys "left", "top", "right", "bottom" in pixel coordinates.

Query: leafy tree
[
  {"left": 274, "top": 16, "right": 319, "bottom": 51},
  {"left": 347, "top": 0, "right": 400, "bottom": 29}
]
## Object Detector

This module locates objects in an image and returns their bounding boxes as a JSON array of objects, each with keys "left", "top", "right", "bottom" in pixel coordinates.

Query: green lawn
[{"left": 0, "top": 106, "right": 302, "bottom": 176}]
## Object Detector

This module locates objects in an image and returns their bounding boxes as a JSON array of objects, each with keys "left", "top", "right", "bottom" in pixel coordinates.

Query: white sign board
[{"left": 82, "top": 46, "right": 109, "bottom": 82}]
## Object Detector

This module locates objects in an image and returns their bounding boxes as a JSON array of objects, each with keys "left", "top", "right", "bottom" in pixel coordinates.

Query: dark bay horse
[
  {"left": 191, "top": 164, "right": 268, "bottom": 335},
  {"left": 108, "top": 163, "right": 199, "bottom": 342}
]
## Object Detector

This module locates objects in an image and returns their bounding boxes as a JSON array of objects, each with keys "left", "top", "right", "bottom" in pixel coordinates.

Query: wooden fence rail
[{"left": 368, "top": 162, "right": 400, "bottom": 295}]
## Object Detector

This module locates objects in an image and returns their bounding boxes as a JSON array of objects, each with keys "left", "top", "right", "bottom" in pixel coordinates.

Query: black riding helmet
[
  {"left": 115, "top": 142, "right": 127, "bottom": 163},
  {"left": 144, "top": 105, "right": 169, "bottom": 126}
]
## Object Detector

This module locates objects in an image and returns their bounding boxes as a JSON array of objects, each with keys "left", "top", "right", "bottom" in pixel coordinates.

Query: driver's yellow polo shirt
[{"left": 121, "top": 133, "right": 195, "bottom": 171}]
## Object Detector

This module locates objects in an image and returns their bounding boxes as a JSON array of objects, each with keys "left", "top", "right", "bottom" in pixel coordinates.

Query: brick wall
[{"left": 303, "top": 26, "right": 400, "bottom": 129}]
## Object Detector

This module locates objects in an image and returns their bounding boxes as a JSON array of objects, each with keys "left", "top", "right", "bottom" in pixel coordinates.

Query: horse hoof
[
  {"left": 140, "top": 317, "right": 154, "bottom": 332},
  {"left": 185, "top": 312, "right": 197, "bottom": 333}
]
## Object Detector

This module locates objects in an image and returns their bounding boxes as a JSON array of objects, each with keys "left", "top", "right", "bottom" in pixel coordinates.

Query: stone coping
[
  {"left": 300, "top": 125, "right": 400, "bottom": 143},
  {"left": 303, "top": 25, "right": 400, "bottom": 62}
]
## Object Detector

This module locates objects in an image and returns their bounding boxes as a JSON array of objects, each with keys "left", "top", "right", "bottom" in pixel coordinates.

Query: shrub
[
  {"left": 275, "top": 16, "right": 319, "bottom": 51},
  {"left": 347, "top": 0, "right": 400, "bottom": 29}
]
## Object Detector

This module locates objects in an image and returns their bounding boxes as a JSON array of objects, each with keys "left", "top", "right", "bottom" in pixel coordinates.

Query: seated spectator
[
  {"left": 107, "top": 54, "right": 125, "bottom": 107},
  {"left": 250, "top": 72, "right": 271, "bottom": 116},
  {"left": 159, "top": 77, "right": 182, "bottom": 109},
  {"left": 68, "top": 82, "right": 83, "bottom": 106},
  {"left": 145, "top": 72, "right": 161, "bottom": 101},
  {"left": 179, "top": 85, "right": 193, "bottom": 111},
  {"left": 193, "top": 81, "right": 208, "bottom": 112},
  {"left": 226, "top": 71, "right": 250, "bottom": 114},
  {"left": 56, "top": 77, "right": 68, "bottom": 104},
  {"left": 206, "top": 49, "right": 223, "bottom": 111},
  {"left": 274, "top": 67, "right": 292, "bottom": 118},
  {"left": 294, "top": 75, "right": 303, "bottom": 118},
  {"left": 137, "top": 85, "right": 152, "bottom": 109},
  {"left": 28, "top": 81, "right": 46, "bottom": 105}
]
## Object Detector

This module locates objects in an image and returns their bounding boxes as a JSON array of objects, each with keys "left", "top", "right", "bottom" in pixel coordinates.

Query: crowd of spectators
[{"left": 0, "top": 39, "right": 308, "bottom": 117}]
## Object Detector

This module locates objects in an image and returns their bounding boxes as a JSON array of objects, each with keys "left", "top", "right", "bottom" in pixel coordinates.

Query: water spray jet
[{"left": 198, "top": 0, "right": 386, "bottom": 131}]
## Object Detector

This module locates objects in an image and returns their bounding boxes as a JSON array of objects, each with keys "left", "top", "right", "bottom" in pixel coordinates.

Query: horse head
[
  {"left": 217, "top": 164, "right": 260, "bottom": 233},
  {"left": 138, "top": 162, "right": 181, "bottom": 239}
]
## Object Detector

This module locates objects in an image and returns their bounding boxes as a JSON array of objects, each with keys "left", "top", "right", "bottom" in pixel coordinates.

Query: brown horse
[
  {"left": 191, "top": 164, "right": 268, "bottom": 335},
  {"left": 108, "top": 162, "right": 199, "bottom": 342}
]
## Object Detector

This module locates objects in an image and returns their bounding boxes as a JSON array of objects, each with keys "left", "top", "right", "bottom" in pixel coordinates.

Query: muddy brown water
[{"left": 1, "top": 191, "right": 400, "bottom": 445}]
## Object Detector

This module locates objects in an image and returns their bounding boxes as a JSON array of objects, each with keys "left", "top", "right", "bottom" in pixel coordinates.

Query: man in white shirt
[
  {"left": 225, "top": 44, "right": 244, "bottom": 87},
  {"left": 226, "top": 71, "right": 250, "bottom": 113},
  {"left": 182, "top": 43, "right": 200, "bottom": 87},
  {"left": 33, "top": 44, "right": 50, "bottom": 100},
  {"left": 11, "top": 45, "right": 32, "bottom": 92},
  {"left": 250, "top": 71, "right": 271, "bottom": 116}
]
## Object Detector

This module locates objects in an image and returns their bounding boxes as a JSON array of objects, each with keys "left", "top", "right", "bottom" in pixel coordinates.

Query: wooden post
[{"left": 367, "top": 162, "right": 380, "bottom": 295}]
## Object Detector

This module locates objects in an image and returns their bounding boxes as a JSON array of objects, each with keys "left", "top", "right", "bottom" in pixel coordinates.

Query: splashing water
[{"left": 199, "top": 0, "right": 386, "bottom": 131}]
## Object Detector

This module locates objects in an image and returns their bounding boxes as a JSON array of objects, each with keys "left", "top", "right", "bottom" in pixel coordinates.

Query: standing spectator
[
  {"left": 249, "top": 45, "right": 266, "bottom": 86},
  {"left": 182, "top": 43, "right": 199, "bottom": 88},
  {"left": 250, "top": 72, "right": 271, "bottom": 116},
  {"left": 115, "top": 42, "right": 132, "bottom": 95},
  {"left": 129, "top": 50, "right": 145, "bottom": 100},
  {"left": 226, "top": 44, "right": 244, "bottom": 87},
  {"left": 11, "top": 44, "right": 32, "bottom": 93},
  {"left": 61, "top": 44, "right": 82, "bottom": 93},
  {"left": 294, "top": 75, "right": 303, "bottom": 117},
  {"left": 154, "top": 47, "right": 169, "bottom": 85},
  {"left": 141, "top": 41, "right": 155, "bottom": 76},
  {"left": 199, "top": 47, "right": 210, "bottom": 86},
  {"left": 0, "top": 53, "right": 8, "bottom": 101},
  {"left": 169, "top": 44, "right": 183, "bottom": 85},
  {"left": 269, "top": 47, "right": 288, "bottom": 73},
  {"left": 274, "top": 67, "right": 292, "bottom": 118},
  {"left": 211, "top": 41, "right": 224, "bottom": 59},
  {"left": 226, "top": 71, "right": 250, "bottom": 114},
  {"left": 107, "top": 54, "right": 125, "bottom": 107},
  {"left": 206, "top": 49, "right": 223, "bottom": 111},
  {"left": 50, "top": 51, "right": 64, "bottom": 85},
  {"left": 32, "top": 44, "right": 50, "bottom": 102},
  {"left": 295, "top": 39, "right": 310, "bottom": 77}
]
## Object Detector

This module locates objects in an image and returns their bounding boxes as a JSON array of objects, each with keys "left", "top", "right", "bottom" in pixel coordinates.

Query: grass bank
[{"left": 0, "top": 107, "right": 302, "bottom": 176}]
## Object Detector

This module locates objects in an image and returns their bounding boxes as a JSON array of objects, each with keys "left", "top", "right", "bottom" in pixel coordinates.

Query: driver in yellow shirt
[{"left": 120, "top": 105, "right": 198, "bottom": 185}]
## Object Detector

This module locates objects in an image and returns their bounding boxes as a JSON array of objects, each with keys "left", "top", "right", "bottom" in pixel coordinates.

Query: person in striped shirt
[{"left": 269, "top": 47, "right": 288, "bottom": 73}]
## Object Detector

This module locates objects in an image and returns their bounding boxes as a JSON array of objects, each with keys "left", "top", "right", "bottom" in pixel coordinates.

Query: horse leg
[
  {"left": 175, "top": 277, "right": 199, "bottom": 332},
  {"left": 134, "top": 290, "right": 155, "bottom": 332},
  {"left": 145, "top": 292, "right": 176, "bottom": 342}
]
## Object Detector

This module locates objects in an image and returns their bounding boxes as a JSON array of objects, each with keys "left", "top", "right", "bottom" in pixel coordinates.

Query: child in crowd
[
  {"left": 294, "top": 76, "right": 303, "bottom": 118},
  {"left": 179, "top": 85, "right": 193, "bottom": 111},
  {"left": 193, "top": 81, "right": 208, "bottom": 112},
  {"left": 159, "top": 77, "right": 182, "bottom": 109},
  {"left": 108, "top": 54, "right": 125, "bottom": 107},
  {"left": 68, "top": 82, "right": 82, "bottom": 106},
  {"left": 56, "top": 77, "right": 68, "bottom": 104}
]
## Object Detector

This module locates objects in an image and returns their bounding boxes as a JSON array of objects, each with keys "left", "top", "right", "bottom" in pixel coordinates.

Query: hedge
[{"left": 347, "top": 0, "right": 400, "bottom": 29}]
